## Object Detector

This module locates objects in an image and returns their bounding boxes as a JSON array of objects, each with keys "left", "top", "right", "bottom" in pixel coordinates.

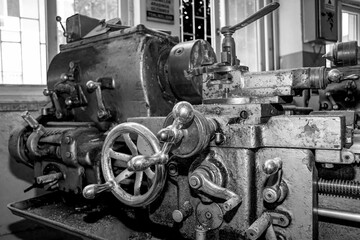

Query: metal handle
[
  {"left": 221, "top": 2, "right": 280, "bottom": 33},
  {"left": 82, "top": 181, "right": 114, "bottom": 199},
  {"left": 189, "top": 169, "right": 241, "bottom": 212},
  {"left": 127, "top": 102, "right": 195, "bottom": 172}
]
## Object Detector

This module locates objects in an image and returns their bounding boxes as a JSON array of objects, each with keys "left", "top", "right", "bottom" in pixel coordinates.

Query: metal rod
[
  {"left": 228, "top": 2, "right": 280, "bottom": 32},
  {"left": 315, "top": 208, "right": 360, "bottom": 223}
]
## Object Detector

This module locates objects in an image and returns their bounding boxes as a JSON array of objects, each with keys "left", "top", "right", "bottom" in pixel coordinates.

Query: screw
[
  {"left": 64, "top": 136, "right": 72, "bottom": 144},
  {"left": 175, "top": 47, "right": 184, "bottom": 55},
  {"left": 168, "top": 162, "right": 178, "bottom": 176},
  {"left": 65, "top": 152, "right": 72, "bottom": 158},
  {"left": 189, "top": 175, "right": 202, "bottom": 189},
  {"left": 205, "top": 211, "right": 212, "bottom": 219},
  {"left": 240, "top": 110, "right": 248, "bottom": 119}
]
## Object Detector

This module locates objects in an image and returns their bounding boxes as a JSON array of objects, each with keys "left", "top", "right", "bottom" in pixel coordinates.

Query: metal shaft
[
  {"left": 228, "top": 2, "right": 280, "bottom": 32},
  {"left": 318, "top": 178, "right": 360, "bottom": 198},
  {"left": 315, "top": 208, "right": 360, "bottom": 223}
]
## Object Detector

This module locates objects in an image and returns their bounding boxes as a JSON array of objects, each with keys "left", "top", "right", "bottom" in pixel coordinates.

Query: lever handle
[
  {"left": 245, "top": 212, "right": 272, "bottom": 240},
  {"left": 222, "top": 2, "right": 280, "bottom": 34},
  {"left": 189, "top": 169, "right": 241, "bottom": 212},
  {"left": 127, "top": 102, "right": 195, "bottom": 171},
  {"left": 83, "top": 182, "right": 114, "bottom": 199}
]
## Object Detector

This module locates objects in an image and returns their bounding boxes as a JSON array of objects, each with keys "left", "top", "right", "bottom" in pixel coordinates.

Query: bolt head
[
  {"left": 172, "top": 210, "right": 184, "bottom": 223},
  {"left": 64, "top": 136, "right": 72, "bottom": 144},
  {"left": 65, "top": 98, "right": 72, "bottom": 106},
  {"left": 263, "top": 187, "right": 279, "bottom": 203},
  {"left": 189, "top": 175, "right": 201, "bottom": 189}
]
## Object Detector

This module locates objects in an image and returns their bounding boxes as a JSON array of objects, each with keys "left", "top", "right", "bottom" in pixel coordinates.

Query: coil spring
[{"left": 318, "top": 178, "right": 360, "bottom": 198}]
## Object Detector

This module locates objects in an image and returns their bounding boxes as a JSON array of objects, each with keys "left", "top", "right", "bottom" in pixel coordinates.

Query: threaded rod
[{"left": 318, "top": 178, "right": 360, "bottom": 198}]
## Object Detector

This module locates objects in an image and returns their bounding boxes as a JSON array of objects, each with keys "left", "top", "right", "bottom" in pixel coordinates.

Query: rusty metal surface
[
  {"left": 262, "top": 115, "right": 345, "bottom": 149},
  {"left": 255, "top": 148, "right": 316, "bottom": 240},
  {"left": 7, "top": 9, "right": 360, "bottom": 240},
  {"left": 47, "top": 24, "right": 177, "bottom": 129}
]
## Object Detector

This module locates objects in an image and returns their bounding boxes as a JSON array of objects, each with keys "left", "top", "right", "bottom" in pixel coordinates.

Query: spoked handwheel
[{"left": 101, "top": 122, "right": 166, "bottom": 207}]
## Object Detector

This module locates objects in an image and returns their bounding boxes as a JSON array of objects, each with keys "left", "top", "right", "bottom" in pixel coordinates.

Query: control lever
[
  {"left": 22, "top": 111, "right": 47, "bottom": 157},
  {"left": 56, "top": 16, "right": 69, "bottom": 38},
  {"left": 86, "top": 77, "right": 115, "bottom": 120},
  {"left": 127, "top": 101, "right": 195, "bottom": 172},
  {"left": 43, "top": 89, "right": 63, "bottom": 119},
  {"left": 262, "top": 158, "right": 288, "bottom": 204},
  {"left": 220, "top": 2, "right": 280, "bottom": 65},
  {"left": 189, "top": 167, "right": 241, "bottom": 212},
  {"left": 82, "top": 181, "right": 114, "bottom": 199}
]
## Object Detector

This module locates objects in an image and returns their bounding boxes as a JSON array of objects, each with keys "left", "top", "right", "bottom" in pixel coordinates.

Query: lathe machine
[{"left": 7, "top": 3, "right": 360, "bottom": 240}]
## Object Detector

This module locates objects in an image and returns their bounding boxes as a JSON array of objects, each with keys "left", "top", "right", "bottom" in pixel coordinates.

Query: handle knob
[
  {"left": 83, "top": 182, "right": 114, "bottom": 199},
  {"left": 245, "top": 212, "right": 272, "bottom": 240},
  {"left": 172, "top": 101, "right": 195, "bottom": 125},
  {"left": 262, "top": 157, "right": 282, "bottom": 175}
]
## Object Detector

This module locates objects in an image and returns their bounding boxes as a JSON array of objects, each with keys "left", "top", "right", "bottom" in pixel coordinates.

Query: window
[
  {"left": 180, "top": 0, "right": 212, "bottom": 44},
  {"left": 221, "top": 0, "right": 276, "bottom": 72},
  {"left": 56, "top": 0, "right": 120, "bottom": 46},
  {"left": 341, "top": 4, "right": 360, "bottom": 43},
  {"left": 0, "top": 0, "right": 46, "bottom": 85}
]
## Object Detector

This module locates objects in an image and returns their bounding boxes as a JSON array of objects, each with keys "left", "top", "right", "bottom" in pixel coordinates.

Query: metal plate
[
  {"left": 196, "top": 202, "right": 224, "bottom": 229},
  {"left": 7, "top": 192, "right": 172, "bottom": 240}
]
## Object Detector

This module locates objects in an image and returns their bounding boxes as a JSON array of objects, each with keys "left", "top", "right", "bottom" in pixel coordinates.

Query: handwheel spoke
[
  {"left": 124, "top": 133, "right": 138, "bottom": 156},
  {"left": 134, "top": 171, "right": 144, "bottom": 196},
  {"left": 144, "top": 168, "right": 155, "bottom": 182},
  {"left": 115, "top": 169, "right": 134, "bottom": 183},
  {"left": 109, "top": 149, "right": 131, "bottom": 162}
]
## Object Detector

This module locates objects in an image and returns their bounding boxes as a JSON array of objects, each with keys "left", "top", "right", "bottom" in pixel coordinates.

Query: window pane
[
  {"left": 182, "top": 0, "right": 193, "bottom": 34},
  {"left": 0, "top": 45, "right": 2, "bottom": 83},
  {"left": 227, "top": 0, "right": 258, "bottom": 71},
  {"left": 1, "top": 16, "right": 20, "bottom": 31},
  {"left": 195, "top": 18, "right": 204, "bottom": 39},
  {"left": 21, "top": 19, "right": 41, "bottom": 84},
  {"left": 7, "top": 0, "right": 20, "bottom": 17},
  {"left": 342, "top": 12, "right": 358, "bottom": 42},
  {"left": 194, "top": 0, "right": 204, "bottom": 17},
  {"left": 39, "top": 0, "right": 46, "bottom": 43},
  {"left": 1, "top": 30, "right": 20, "bottom": 42},
  {"left": 20, "top": 0, "right": 39, "bottom": 19},
  {"left": 73, "top": 0, "right": 119, "bottom": 20},
  {"left": 40, "top": 43, "right": 46, "bottom": 84},
  {"left": 1, "top": 42, "right": 22, "bottom": 84}
]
